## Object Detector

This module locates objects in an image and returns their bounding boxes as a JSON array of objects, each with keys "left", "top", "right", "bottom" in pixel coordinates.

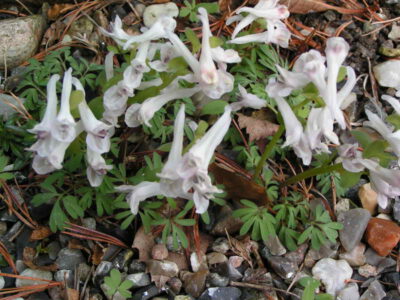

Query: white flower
[
  {"left": 337, "top": 144, "right": 364, "bottom": 173},
  {"left": 230, "top": 0, "right": 289, "bottom": 39},
  {"left": 100, "top": 16, "right": 132, "bottom": 47},
  {"left": 122, "top": 16, "right": 177, "bottom": 50},
  {"left": 104, "top": 51, "right": 114, "bottom": 81},
  {"left": 125, "top": 86, "right": 201, "bottom": 127},
  {"left": 364, "top": 110, "right": 400, "bottom": 158},
  {"left": 210, "top": 47, "right": 241, "bottom": 64},
  {"left": 149, "top": 42, "right": 178, "bottom": 72},
  {"left": 266, "top": 79, "right": 302, "bottom": 147},
  {"left": 177, "top": 107, "right": 232, "bottom": 213},
  {"left": 32, "top": 155, "right": 57, "bottom": 175},
  {"left": 266, "top": 20, "right": 291, "bottom": 48},
  {"left": 51, "top": 68, "right": 77, "bottom": 143},
  {"left": 360, "top": 158, "right": 400, "bottom": 208},
  {"left": 86, "top": 149, "right": 112, "bottom": 187},
  {"left": 28, "top": 74, "right": 60, "bottom": 156},
  {"left": 230, "top": 85, "right": 266, "bottom": 111},
  {"left": 324, "top": 37, "right": 350, "bottom": 129},
  {"left": 338, "top": 67, "right": 357, "bottom": 109},
  {"left": 117, "top": 182, "right": 163, "bottom": 215},
  {"left": 275, "top": 65, "right": 309, "bottom": 93},
  {"left": 382, "top": 94, "right": 400, "bottom": 115}
]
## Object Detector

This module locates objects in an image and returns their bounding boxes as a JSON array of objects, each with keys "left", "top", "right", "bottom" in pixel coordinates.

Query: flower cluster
[
  {"left": 227, "top": 0, "right": 291, "bottom": 48},
  {"left": 28, "top": 69, "right": 113, "bottom": 187},
  {"left": 118, "top": 105, "right": 232, "bottom": 214},
  {"left": 266, "top": 37, "right": 356, "bottom": 165}
]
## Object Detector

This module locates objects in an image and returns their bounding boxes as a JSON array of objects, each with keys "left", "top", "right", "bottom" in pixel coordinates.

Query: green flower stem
[
  {"left": 254, "top": 125, "right": 285, "bottom": 180},
  {"left": 283, "top": 163, "right": 344, "bottom": 186}
]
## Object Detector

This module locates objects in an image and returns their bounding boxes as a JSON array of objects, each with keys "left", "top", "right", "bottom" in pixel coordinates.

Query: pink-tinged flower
[
  {"left": 360, "top": 158, "right": 400, "bottom": 208},
  {"left": 86, "top": 149, "right": 113, "bottom": 187},
  {"left": 149, "top": 42, "right": 178, "bottom": 72},
  {"left": 100, "top": 16, "right": 132, "bottom": 47},
  {"left": 337, "top": 144, "right": 364, "bottom": 173},
  {"left": 51, "top": 68, "right": 77, "bottom": 143},
  {"left": 28, "top": 74, "right": 60, "bottom": 156},
  {"left": 230, "top": 85, "right": 266, "bottom": 111}
]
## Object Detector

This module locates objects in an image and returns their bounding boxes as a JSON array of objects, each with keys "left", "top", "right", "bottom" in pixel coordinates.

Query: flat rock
[
  {"left": 358, "top": 183, "right": 377, "bottom": 215},
  {"left": 312, "top": 258, "right": 352, "bottom": 296},
  {"left": 0, "top": 15, "right": 45, "bottom": 69},
  {"left": 264, "top": 235, "right": 286, "bottom": 256},
  {"left": 365, "top": 218, "right": 400, "bottom": 256},
  {"left": 199, "top": 287, "right": 242, "bottom": 300},
  {"left": 182, "top": 270, "right": 208, "bottom": 298},
  {"left": 339, "top": 243, "right": 366, "bottom": 266},
  {"left": 16, "top": 269, "right": 53, "bottom": 287},
  {"left": 338, "top": 208, "right": 371, "bottom": 252},
  {"left": 126, "top": 272, "right": 151, "bottom": 287},
  {"left": 358, "top": 264, "right": 378, "bottom": 278},
  {"left": 146, "top": 260, "right": 179, "bottom": 277},
  {"left": 360, "top": 280, "right": 386, "bottom": 300},
  {"left": 267, "top": 256, "right": 298, "bottom": 280}
]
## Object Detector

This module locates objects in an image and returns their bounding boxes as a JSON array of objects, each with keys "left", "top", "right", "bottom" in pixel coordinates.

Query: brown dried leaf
[
  {"left": 30, "top": 226, "right": 52, "bottom": 241},
  {"left": 47, "top": 4, "right": 75, "bottom": 20},
  {"left": 280, "top": 0, "right": 332, "bottom": 13},
  {"left": 23, "top": 247, "right": 58, "bottom": 272},
  {"left": 210, "top": 163, "right": 270, "bottom": 205},
  {"left": 65, "top": 288, "right": 79, "bottom": 300},
  {"left": 133, "top": 226, "right": 155, "bottom": 261},
  {"left": 237, "top": 113, "right": 279, "bottom": 142}
]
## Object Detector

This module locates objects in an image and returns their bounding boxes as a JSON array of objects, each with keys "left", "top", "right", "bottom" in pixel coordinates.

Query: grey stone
[
  {"left": 284, "top": 244, "right": 308, "bottom": 266},
  {"left": 211, "top": 237, "right": 230, "bottom": 254},
  {"left": 16, "top": 269, "right": 53, "bottom": 287},
  {"left": 146, "top": 260, "right": 179, "bottom": 277},
  {"left": 365, "top": 248, "right": 396, "bottom": 272},
  {"left": 338, "top": 208, "right": 371, "bottom": 252},
  {"left": 312, "top": 258, "right": 353, "bottom": 296},
  {"left": 47, "top": 241, "right": 60, "bottom": 260},
  {"left": 168, "top": 277, "right": 182, "bottom": 294},
  {"left": 0, "top": 276, "right": 4, "bottom": 289},
  {"left": 267, "top": 256, "right": 298, "bottom": 280},
  {"left": 143, "top": 3, "right": 179, "bottom": 27},
  {"left": 207, "top": 273, "right": 229, "bottom": 287},
  {"left": 126, "top": 272, "right": 151, "bottom": 287},
  {"left": 264, "top": 235, "right": 286, "bottom": 256},
  {"left": 0, "top": 15, "right": 46, "bottom": 69},
  {"left": 131, "top": 284, "right": 161, "bottom": 300},
  {"left": 339, "top": 243, "right": 366, "bottom": 266},
  {"left": 94, "top": 261, "right": 113, "bottom": 285},
  {"left": 336, "top": 198, "right": 350, "bottom": 215},
  {"left": 214, "top": 261, "right": 242, "bottom": 281},
  {"left": 16, "top": 260, "right": 26, "bottom": 273},
  {"left": 304, "top": 242, "right": 339, "bottom": 268},
  {"left": 393, "top": 198, "right": 400, "bottom": 222},
  {"left": 191, "top": 252, "right": 208, "bottom": 272},
  {"left": 207, "top": 252, "right": 228, "bottom": 265},
  {"left": 113, "top": 249, "right": 134, "bottom": 271},
  {"left": 82, "top": 218, "right": 96, "bottom": 230},
  {"left": 56, "top": 248, "right": 85, "bottom": 270},
  {"left": 337, "top": 283, "right": 360, "bottom": 300},
  {"left": 360, "top": 280, "right": 386, "bottom": 300},
  {"left": 199, "top": 287, "right": 242, "bottom": 300},
  {"left": 129, "top": 260, "right": 146, "bottom": 273},
  {"left": 389, "top": 24, "right": 400, "bottom": 40},
  {"left": 54, "top": 269, "right": 74, "bottom": 287}
]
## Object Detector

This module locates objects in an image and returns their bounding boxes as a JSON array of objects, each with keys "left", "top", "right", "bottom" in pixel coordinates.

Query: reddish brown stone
[{"left": 365, "top": 218, "right": 400, "bottom": 256}]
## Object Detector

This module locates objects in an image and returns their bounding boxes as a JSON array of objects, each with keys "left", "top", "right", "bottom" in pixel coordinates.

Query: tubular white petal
[
  {"left": 166, "top": 31, "right": 200, "bottom": 74},
  {"left": 267, "top": 20, "right": 291, "bottom": 48},
  {"left": 32, "top": 155, "right": 57, "bottom": 175},
  {"left": 231, "top": 14, "right": 256, "bottom": 39},
  {"left": 188, "top": 106, "right": 232, "bottom": 168},
  {"left": 364, "top": 110, "right": 392, "bottom": 138},
  {"left": 276, "top": 65, "right": 309, "bottom": 90},
  {"left": 338, "top": 67, "right": 356, "bottom": 107},
  {"left": 160, "top": 104, "right": 185, "bottom": 177},
  {"left": 124, "top": 103, "right": 142, "bottom": 128},
  {"left": 238, "top": 5, "right": 289, "bottom": 20},
  {"left": 86, "top": 149, "right": 112, "bottom": 187},
  {"left": 229, "top": 32, "right": 269, "bottom": 44},
  {"left": 116, "top": 182, "right": 163, "bottom": 215},
  {"left": 210, "top": 47, "right": 241, "bottom": 64},
  {"left": 105, "top": 51, "right": 114, "bottom": 81},
  {"left": 52, "top": 68, "right": 76, "bottom": 142},
  {"left": 382, "top": 94, "right": 400, "bottom": 115},
  {"left": 137, "top": 78, "right": 163, "bottom": 90},
  {"left": 231, "top": 85, "right": 266, "bottom": 111}
]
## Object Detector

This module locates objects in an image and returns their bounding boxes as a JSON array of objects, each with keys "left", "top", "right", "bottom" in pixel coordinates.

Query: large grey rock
[
  {"left": 337, "top": 283, "right": 360, "bottom": 300},
  {"left": 265, "top": 235, "right": 286, "bottom": 256},
  {"left": 199, "top": 287, "right": 242, "bottom": 300},
  {"left": 267, "top": 256, "right": 298, "bottom": 280},
  {"left": 338, "top": 209, "right": 371, "bottom": 252},
  {"left": 360, "top": 280, "right": 386, "bottom": 300},
  {"left": 16, "top": 269, "right": 53, "bottom": 287},
  {"left": 56, "top": 248, "right": 85, "bottom": 270},
  {"left": 0, "top": 15, "right": 45, "bottom": 69},
  {"left": 312, "top": 258, "right": 352, "bottom": 296}
]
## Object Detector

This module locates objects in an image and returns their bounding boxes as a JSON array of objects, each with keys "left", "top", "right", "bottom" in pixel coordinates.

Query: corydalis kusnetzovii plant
[{"left": 117, "top": 105, "right": 232, "bottom": 214}]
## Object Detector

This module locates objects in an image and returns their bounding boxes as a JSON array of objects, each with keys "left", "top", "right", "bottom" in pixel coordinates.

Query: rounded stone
[
  {"left": 56, "top": 248, "right": 86, "bottom": 270},
  {"left": 16, "top": 269, "right": 53, "bottom": 287},
  {"left": 0, "top": 15, "right": 45, "bottom": 69}
]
